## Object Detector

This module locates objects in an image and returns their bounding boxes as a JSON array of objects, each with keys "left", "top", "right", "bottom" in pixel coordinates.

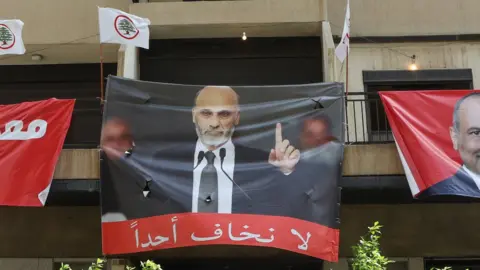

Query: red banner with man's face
[
  {"left": 0, "top": 98, "right": 75, "bottom": 206},
  {"left": 380, "top": 90, "right": 480, "bottom": 198}
]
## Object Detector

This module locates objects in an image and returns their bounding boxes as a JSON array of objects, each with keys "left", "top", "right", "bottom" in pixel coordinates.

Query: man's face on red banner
[
  {"left": 450, "top": 95, "right": 480, "bottom": 174},
  {"left": 380, "top": 90, "right": 480, "bottom": 198}
]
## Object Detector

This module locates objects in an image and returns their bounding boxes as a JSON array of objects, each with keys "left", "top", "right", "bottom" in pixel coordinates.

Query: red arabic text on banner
[
  {"left": 379, "top": 90, "right": 480, "bottom": 197},
  {"left": 0, "top": 98, "right": 75, "bottom": 206},
  {"left": 102, "top": 213, "right": 339, "bottom": 261}
]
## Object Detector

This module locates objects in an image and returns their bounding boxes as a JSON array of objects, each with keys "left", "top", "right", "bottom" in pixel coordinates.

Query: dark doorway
[
  {"left": 140, "top": 37, "right": 323, "bottom": 86},
  {"left": 0, "top": 63, "right": 117, "bottom": 148},
  {"left": 360, "top": 69, "right": 473, "bottom": 143},
  {"left": 137, "top": 37, "right": 325, "bottom": 267}
]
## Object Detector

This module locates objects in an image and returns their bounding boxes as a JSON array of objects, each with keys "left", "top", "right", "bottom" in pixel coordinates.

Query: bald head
[
  {"left": 450, "top": 92, "right": 480, "bottom": 174},
  {"left": 193, "top": 86, "right": 240, "bottom": 150},
  {"left": 453, "top": 92, "right": 480, "bottom": 132},
  {"left": 194, "top": 86, "right": 239, "bottom": 108}
]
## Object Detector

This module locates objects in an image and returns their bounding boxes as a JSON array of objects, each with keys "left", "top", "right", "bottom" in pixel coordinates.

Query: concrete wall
[
  {"left": 339, "top": 204, "right": 480, "bottom": 258},
  {"left": 324, "top": 257, "right": 424, "bottom": 270},
  {"left": 1, "top": 0, "right": 479, "bottom": 64},
  {"left": 346, "top": 42, "right": 480, "bottom": 92},
  {"left": 328, "top": 0, "right": 480, "bottom": 36},
  {"left": 0, "top": 258, "right": 127, "bottom": 270},
  {"left": 0, "top": 207, "right": 101, "bottom": 257},
  {"left": 0, "top": 0, "right": 130, "bottom": 45},
  {"left": 0, "top": 0, "right": 129, "bottom": 64},
  {"left": 0, "top": 259, "right": 52, "bottom": 270},
  {"left": 1, "top": 204, "right": 479, "bottom": 261},
  {"left": 130, "top": 0, "right": 326, "bottom": 39},
  {"left": 1, "top": 0, "right": 477, "bottom": 42}
]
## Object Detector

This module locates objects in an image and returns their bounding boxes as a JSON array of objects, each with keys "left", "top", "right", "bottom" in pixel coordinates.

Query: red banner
[
  {"left": 0, "top": 98, "right": 75, "bottom": 206},
  {"left": 380, "top": 90, "right": 480, "bottom": 197},
  {"left": 102, "top": 213, "right": 339, "bottom": 261}
]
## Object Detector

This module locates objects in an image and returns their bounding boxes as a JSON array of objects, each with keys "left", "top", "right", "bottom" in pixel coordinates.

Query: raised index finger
[{"left": 275, "top": 123, "right": 283, "bottom": 143}]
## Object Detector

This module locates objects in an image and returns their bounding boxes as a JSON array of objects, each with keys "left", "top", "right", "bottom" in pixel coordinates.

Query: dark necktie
[{"left": 198, "top": 151, "right": 218, "bottom": 212}]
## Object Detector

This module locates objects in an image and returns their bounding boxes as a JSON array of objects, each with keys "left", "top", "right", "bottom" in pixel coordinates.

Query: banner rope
[{"left": 0, "top": 33, "right": 100, "bottom": 62}]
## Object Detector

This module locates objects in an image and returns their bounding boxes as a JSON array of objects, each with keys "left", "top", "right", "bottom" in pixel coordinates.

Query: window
[
  {"left": 0, "top": 63, "right": 117, "bottom": 149},
  {"left": 362, "top": 69, "right": 473, "bottom": 143}
]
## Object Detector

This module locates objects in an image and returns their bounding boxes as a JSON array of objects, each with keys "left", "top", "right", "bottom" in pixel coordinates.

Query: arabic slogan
[
  {"left": 0, "top": 120, "right": 48, "bottom": 140},
  {"left": 102, "top": 213, "right": 339, "bottom": 261}
]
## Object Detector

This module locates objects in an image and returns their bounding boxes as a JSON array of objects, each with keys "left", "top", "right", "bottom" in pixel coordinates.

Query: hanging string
[
  {"left": 0, "top": 33, "right": 107, "bottom": 107},
  {"left": 0, "top": 33, "right": 100, "bottom": 62}
]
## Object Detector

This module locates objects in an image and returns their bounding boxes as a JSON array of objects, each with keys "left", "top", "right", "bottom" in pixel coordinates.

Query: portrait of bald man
[
  {"left": 100, "top": 85, "right": 321, "bottom": 222},
  {"left": 420, "top": 92, "right": 480, "bottom": 197}
]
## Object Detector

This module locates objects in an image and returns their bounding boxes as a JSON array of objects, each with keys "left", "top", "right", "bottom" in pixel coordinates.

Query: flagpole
[
  {"left": 100, "top": 43, "right": 105, "bottom": 105},
  {"left": 345, "top": 46, "right": 349, "bottom": 96}
]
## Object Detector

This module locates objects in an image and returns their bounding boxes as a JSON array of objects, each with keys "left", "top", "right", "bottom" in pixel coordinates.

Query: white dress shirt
[
  {"left": 463, "top": 165, "right": 480, "bottom": 191},
  {"left": 192, "top": 138, "right": 235, "bottom": 213}
]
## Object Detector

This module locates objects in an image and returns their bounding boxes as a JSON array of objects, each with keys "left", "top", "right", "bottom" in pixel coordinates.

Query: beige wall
[
  {"left": 0, "top": 0, "right": 475, "bottom": 41},
  {"left": 346, "top": 42, "right": 480, "bottom": 91},
  {"left": 328, "top": 0, "right": 480, "bottom": 37},
  {"left": 130, "top": 0, "right": 325, "bottom": 39},
  {"left": 0, "top": 0, "right": 130, "bottom": 45},
  {"left": 3, "top": 0, "right": 478, "bottom": 42},
  {"left": 0, "top": 44, "right": 119, "bottom": 65},
  {"left": 0, "top": 0, "right": 129, "bottom": 64},
  {"left": 342, "top": 41, "right": 480, "bottom": 142},
  {"left": 1, "top": 0, "right": 478, "bottom": 64}
]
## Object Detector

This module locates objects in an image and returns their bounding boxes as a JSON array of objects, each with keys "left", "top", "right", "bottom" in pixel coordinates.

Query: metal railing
[
  {"left": 62, "top": 92, "right": 394, "bottom": 148},
  {"left": 345, "top": 92, "right": 394, "bottom": 144}
]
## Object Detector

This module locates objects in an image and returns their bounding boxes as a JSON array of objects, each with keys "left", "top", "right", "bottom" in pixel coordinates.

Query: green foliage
[
  {"left": 350, "top": 221, "right": 394, "bottom": 270},
  {"left": 430, "top": 267, "right": 452, "bottom": 270},
  {"left": 58, "top": 258, "right": 162, "bottom": 270},
  {"left": 140, "top": 260, "right": 162, "bottom": 270},
  {"left": 58, "top": 258, "right": 105, "bottom": 270},
  {"left": 88, "top": 258, "right": 106, "bottom": 270},
  {"left": 126, "top": 260, "right": 162, "bottom": 270},
  {"left": 59, "top": 263, "right": 72, "bottom": 270},
  {"left": 0, "top": 27, "right": 13, "bottom": 44},
  {"left": 118, "top": 19, "right": 136, "bottom": 35}
]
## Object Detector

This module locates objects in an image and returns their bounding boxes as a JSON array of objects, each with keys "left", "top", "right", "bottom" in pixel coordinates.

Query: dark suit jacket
[
  {"left": 101, "top": 141, "right": 339, "bottom": 227},
  {"left": 419, "top": 167, "right": 480, "bottom": 198}
]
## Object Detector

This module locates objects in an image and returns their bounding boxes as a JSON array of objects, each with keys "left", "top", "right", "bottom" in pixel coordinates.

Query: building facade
[{"left": 1, "top": 0, "right": 480, "bottom": 269}]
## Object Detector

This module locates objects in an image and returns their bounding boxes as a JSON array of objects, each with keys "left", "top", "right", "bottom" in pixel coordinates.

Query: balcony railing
[
  {"left": 62, "top": 92, "right": 393, "bottom": 148},
  {"left": 345, "top": 92, "right": 393, "bottom": 144}
]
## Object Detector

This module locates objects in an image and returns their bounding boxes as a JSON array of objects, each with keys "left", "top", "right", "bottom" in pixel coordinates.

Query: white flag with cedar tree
[
  {"left": 0, "top": 20, "right": 26, "bottom": 55},
  {"left": 335, "top": 0, "right": 350, "bottom": 63},
  {"left": 98, "top": 7, "right": 151, "bottom": 49}
]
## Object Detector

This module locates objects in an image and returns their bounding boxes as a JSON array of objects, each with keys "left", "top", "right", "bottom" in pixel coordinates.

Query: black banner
[{"left": 100, "top": 76, "right": 344, "bottom": 261}]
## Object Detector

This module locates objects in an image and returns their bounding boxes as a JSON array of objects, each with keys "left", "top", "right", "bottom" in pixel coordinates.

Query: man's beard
[{"left": 195, "top": 124, "right": 235, "bottom": 148}]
